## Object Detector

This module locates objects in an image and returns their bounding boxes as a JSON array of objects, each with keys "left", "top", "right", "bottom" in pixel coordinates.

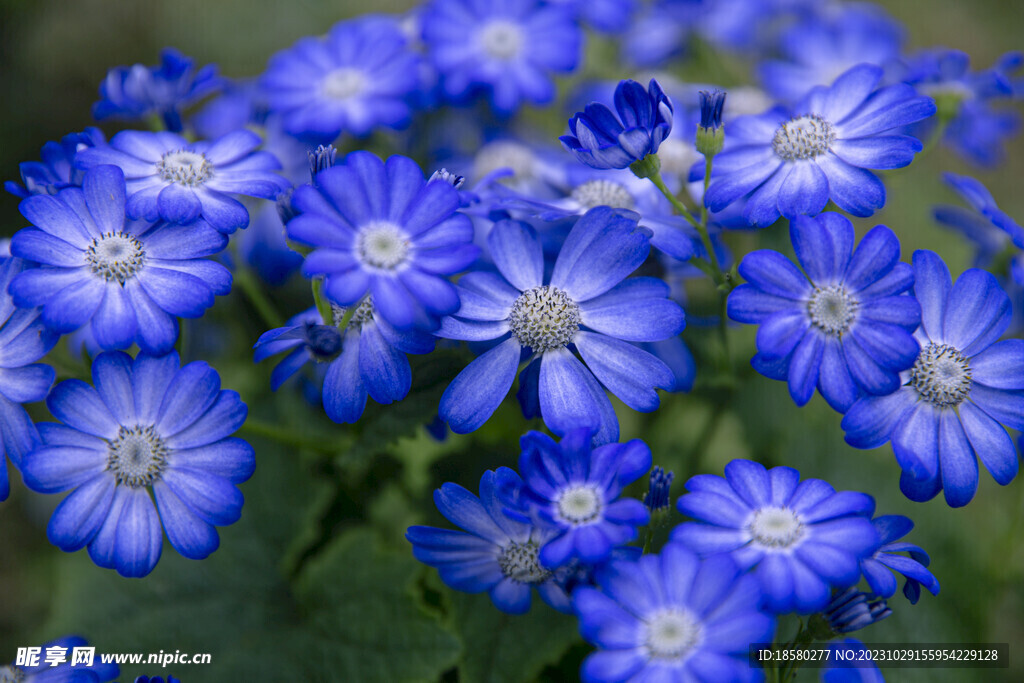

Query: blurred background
[{"left": 1, "top": 0, "right": 1022, "bottom": 681}]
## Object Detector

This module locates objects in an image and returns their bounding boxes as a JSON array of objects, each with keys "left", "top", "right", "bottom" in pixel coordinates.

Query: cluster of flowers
[{"left": 2, "top": 0, "right": 1022, "bottom": 680}]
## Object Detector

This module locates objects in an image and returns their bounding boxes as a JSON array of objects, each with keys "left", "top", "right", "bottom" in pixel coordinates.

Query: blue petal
[
  {"left": 790, "top": 212, "right": 854, "bottom": 283},
  {"left": 156, "top": 360, "right": 221, "bottom": 437},
  {"left": 125, "top": 279, "right": 179, "bottom": 354},
  {"left": 817, "top": 153, "right": 885, "bottom": 217},
  {"left": 959, "top": 401, "right": 1018, "bottom": 486},
  {"left": 139, "top": 266, "right": 215, "bottom": 318},
  {"left": 727, "top": 285, "right": 798, "bottom": 323},
  {"left": 756, "top": 311, "right": 809, "bottom": 359},
  {"left": 41, "top": 277, "right": 105, "bottom": 333},
  {"left": 968, "top": 385, "right": 1024, "bottom": 431},
  {"left": 164, "top": 390, "right": 247, "bottom": 449},
  {"left": 111, "top": 487, "right": 164, "bottom": 577},
  {"left": 891, "top": 403, "right": 941, "bottom": 480},
  {"left": 46, "top": 474, "right": 115, "bottom": 551},
  {"left": 0, "top": 396, "right": 40, "bottom": 466},
  {"left": 538, "top": 347, "right": 619, "bottom": 445},
  {"left": 196, "top": 189, "right": 249, "bottom": 233},
  {"left": 157, "top": 183, "right": 202, "bottom": 224},
  {"left": 91, "top": 350, "right": 136, "bottom": 424},
  {"left": 817, "top": 337, "right": 860, "bottom": 413},
  {"left": 322, "top": 345, "right": 367, "bottom": 424},
  {"left": 172, "top": 438, "right": 255, "bottom": 483},
  {"left": 841, "top": 388, "right": 915, "bottom": 449},
  {"left": 439, "top": 337, "right": 520, "bottom": 434},
  {"left": 359, "top": 323, "right": 411, "bottom": 404},
  {"left": 787, "top": 332, "right": 824, "bottom": 406},
  {"left": 575, "top": 331, "right": 673, "bottom": 412},
  {"left": 487, "top": 220, "right": 544, "bottom": 291},
  {"left": 10, "top": 229, "right": 84, "bottom": 267},
  {"left": 47, "top": 377, "right": 120, "bottom": 438},
  {"left": 578, "top": 280, "right": 685, "bottom": 341},
  {"left": 832, "top": 135, "right": 922, "bottom": 169},
  {"left": 844, "top": 225, "right": 900, "bottom": 293},
  {"left": 550, "top": 207, "right": 650, "bottom": 302},
  {"left": 153, "top": 480, "right": 220, "bottom": 559},
  {"left": 777, "top": 161, "right": 829, "bottom": 218},
  {"left": 938, "top": 410, "right": 978, "bottom": 507},
  {"left": 131, "top": 351, "right": 179, "bottom": 424},
  {"left": 738, "top": 250, "right": 811, "bottom": 299},
  {"left": 724, "top": 459, "right": 772, "bottom": 508},
  {"left": 942, "top": 269, "right": 1010, "bottom": 356},
  {"left": 162, "top": 466, "right": 243, "bottom": 525},
  {"left": 820, "top": 64, "right": 883, "bottom": 122},
  {"left": 0, "top": 365, "right": 54, "bottom": 403},
  {"left": 971, "top": 340, "right": 1024, "bottom": 390},
  {"left": 911, "top": 250, "right": 951, "bottom": 341},
  {"left": 91, "top": 284, "right": 139, "bottom": 350}
]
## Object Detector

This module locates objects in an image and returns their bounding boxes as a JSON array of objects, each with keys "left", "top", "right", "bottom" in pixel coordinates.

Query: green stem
[
  {"left": 312, "top": 277, "right": 335, "bottom": 327},
  {"left": 234, "top": 264, "right": 284, "bottom": 329},
  {"left": 239, "top": 418, "right": 340, "bottom": 452}
]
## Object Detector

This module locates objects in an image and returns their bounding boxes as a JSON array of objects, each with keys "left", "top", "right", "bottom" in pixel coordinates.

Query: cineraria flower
[
  {"left": 260, "top": 16, "right": 422, "bottom": 142},
  {"left": 253, "top": 299, "right": 434, "bottom": 424},
  {"left": 286, "top": 151, "right": 479, "bottom": 331},
  {"left": 573, "top": 543, "right": 775, "bottom": 683},
  {"left": 860, "top": 515, "right": 939, "bottom": 604},
  {"left": 700, "top": 64, "right": 935, "bottom": 226},
  {"left": 547, "top": 0, "right": 636, "bottom": 33},
  {"left": 21, "top": 351, "right": 254, "bottom": 578},
  {"left": 934, "top": 172, "right": 1024, "bottom": 265},
  {"left": 822, "top": 638, "right": 885, "bottom": 683},
  {"left": 673, "top": 459, "right": 879, "bottom": 613},
  {"left": 0, "top": 636, "right": 119, "bottom": 683},
  {"left": 437, "top": 211, "right": 684, "bottom": 444},
  {"left": 9, "top": 166, "right": 231, "bottom": 355},
  {"left": 0, "top": 258, "right": 58, "bottom": 501},
  {"left": 894, "top": 48, "right": 1020, "bottom": 167},
  {"left": 517, "top": 428, "right": 651, "bottom": 568},
  {"left": 406, "top": 467, "right": 571, "bottom": 614},
  {"left": 561, "top": 79, "right": 674, "bottom": 170},
  {"left": 92, "top": 47, "right": 223, "bottom": 132},
  {"left": 842, "top": 251, "right": 1023, "bottom": 507},
  {"left": 644, "top": 465, "right": 674, "bottom": 512},
  {"left": 728, "top": 212, "right": 921, "bottom": 412},
  {"left": 75, "top": 129, "right": 287, "bottom": 233},
  {"left": 4, "top": 128, "right": 106, "bottom": 199},
  {"left": 421, "top": 0, "right": 582, "bottom": 116},
  {"left": 695, "top": 89, "right": 726, "bottom": 157},
  {"left": 823, "top": 587, "right": 891, "bottom": 634},
  {"left": 758, "top": 5, "right": 905, "bottom": 102}
]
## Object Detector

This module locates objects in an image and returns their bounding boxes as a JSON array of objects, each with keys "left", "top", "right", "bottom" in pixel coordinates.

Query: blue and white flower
[
  {"left": 4, "top": 128, "right": 106, "bottom": 199},
  {"left": 842, "top": 251, "right": 1023, "bottom": 507},
  {"left": 673, "top": 459, "right": 880, "bottom": 613},
  {"left": 9, "top": 165, "right": 231, "bottom": 355},
  {"left": 517, "top": 428, "right": 651, "bottom": 568},
  {"left": 860, "top": 514, "right": 939, "bottom": 604},
  {"left": 406, "top": 467, "right": 572, "bottom": 614},
  {"left": 727, "top": 212, "right": 921, "bottom": 412},
  {"left": 76, "top": 129, "right": 287, "bottom": 233},
  {"left": 701, "top": 64, "right": 935, "bottom": 226},
  {"left": 573, "top": 543, "right": 775, "bottom": 683},
  {"left": 286, "top": 151, "right": 479, "bottom": 331},
  {"left": 21, "top": 351, "right": 254, "bottom": 578},
  {"left": 437, "top": 210, "right": 685, "bottom": 444}
]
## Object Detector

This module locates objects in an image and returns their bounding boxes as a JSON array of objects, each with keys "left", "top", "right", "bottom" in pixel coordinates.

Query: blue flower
[
  {"left": 253, "top": 300, "right": 434, "bottom": 424},
  {"left": 698, "top": 88, "right": 726, "bottom": 130},
  {"left": 21, "top": 351, "right": 254, "bottom": 578},
  {"left": 673, "top": 459, "right": 880, "bottom": 614},
  {"left": 842, "top": 251, "right": 1023, "bottom": 507},
  {"left": 701, "top": 64, "right": 935, "bottom": 226},
  {"left": 550, "top": 0, "right": 636, "bottom": 33},
  {"left": 437, "top": 211, "right": 684, "bottom": 444},
  {"left": 894, "top": 48, "right": 1020, "bottom": 167},
  {"left": 821, "top": 638, "right": 884, "bottom": 683},
  {"left": 286, "top": 151, "right": 479, "bottom": 331},
  {"left": 573, "top": 543, "right": 775, "bottom": 683},
  {"left": 823, "top": 587, "right": 891, "bottom": 634},
  {"left": 9, "top": 166, "right": 231, "bottom": 355},
  {"left": 517, "top": 428, "right": 651, "bottom": 568},
  {"left": 934, "top": 172, "right": 1024, "bottom": 262},
  {"left": 260, "top": 16, "right": 422, "bottom": 142},
  {"left": 561, "top": 79, "right": 674, "bottom": 170},
  {"left": 75, "top": 129, "right": 287, "bottom": 233},
  {"left": 406, "top": 467, "right": 571, "bottom": 614},
  {"left": 860, "top": 515, "right": 939, "bottom": 604},
  {"left": 758, "top": 5, "right": 905, "bottom": 102},
  {"left": 728, "top": 212, "right": 921, "bottom": 412},
  {"left": 93, "top": 47, "right": 223, "bottom": 133},
  {"left": 4, "top": 128, "right": 106, "bottom": 199},
  {"left": 422, "top": 0, "right": 582, "bottom": 116},
  {"left": 0, "top": 258, "right": 58, "bottom": 501},
  {"left": 2, "top": 636, "right": 119, "bottom": 682}
]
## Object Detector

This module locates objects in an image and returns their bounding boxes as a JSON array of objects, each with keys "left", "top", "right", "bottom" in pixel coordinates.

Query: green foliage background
[{"left": 0, "top": 0, "right": 1022, "bottom": 681}]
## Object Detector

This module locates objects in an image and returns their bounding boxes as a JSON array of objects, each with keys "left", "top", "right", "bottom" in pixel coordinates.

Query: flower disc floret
[
  {"left": 85, "top": 231, "right": 146, "bottom": 284},
  {"left": 557, "top": 485, "right": 602, "bottom": 524},
  {"left": 771, "top": 114, "right": 837, "bottom": 160},
  {"left": 910, "top": 343, "right": 972, "bottom": 407},
  {"left": 322, "top": 68, "right": 367, "bottom": 100},
  {"left": 355, "top": 222, "right": 411, "bottom": 270},
  {"left": 479, "top": 20, "right": 524, "bottom": 60},
  {"left": 748, "top": 506, "right": 804, "bottom": 549},
  {"left": 807, "top": 284, "right": 859, "bottom": 335},
  {"left": 157, "top": 150, "right": 213, "bottom": 186},
  {"left": 498, "top": 540, "right": 551, "bottom": 583},
  {"left": 507, "top": 285, "right": 580, "bottom": 351},
  {"left": 570, "top": 179, "right": 636, "bottom": 210},
  {"left": 107, "top": 424, "right": 168, "bottom": 488},
  {"left": 644, "top": 609, "right": 702, "bottom": 659}
]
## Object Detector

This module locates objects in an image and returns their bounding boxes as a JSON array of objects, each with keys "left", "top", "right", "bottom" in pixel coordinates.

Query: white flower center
[
  {"left": 107, "top": 424, "right": 169, "bottom": 488},
  {"left": 570, "top": 180, "right": 636, "bottom": 211},
  {"left": 86, "top": 231, "right": 145, "bottom": 284},
  {"left": 479, "top": 20, "right": 523, "bottom": 60},
  {"left": 472, "top": 141, "right": 536, "bottom": 183},
  {"left": 807, "top": 285, "right": 859, "bottom": 335},
  {"left": 355, "top": 222, "right": 410, "bottom": 270},
  {"left": 0, "top": 666, "right": 25, "bottom": 683},
  {"left": 910, "top": 342, "right": 972, "bottom": 408},
  {"left": 748, "top": 506, "right": 804, "bottom": 549},
  {"left": 157, "top": 150, "right": 213, "bottom": 187},
  {"left": 557, "top": 485, "right": 602, "bottom": 524},
  {"left": 644, "top": 609, "right": 703, "bottom": 659},
  {"left": 498, "top": 540, "right": 551, "bottom": 584},
  {"left": 772, "top": 114, "right": 836, "bottom": 161},
  {"left": 322, "top": 68, "right": 367, "bottom": 100},
  {"left": 508, "top": 285, "right": 580, "bottom": 352},
  {"left": 330, "top": 298, "right": 376, "bottom": 330}
]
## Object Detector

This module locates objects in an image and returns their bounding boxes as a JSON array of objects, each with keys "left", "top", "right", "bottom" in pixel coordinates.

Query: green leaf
[{"left": 447, "top": 590, "right": 581, "bottom": 683}]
